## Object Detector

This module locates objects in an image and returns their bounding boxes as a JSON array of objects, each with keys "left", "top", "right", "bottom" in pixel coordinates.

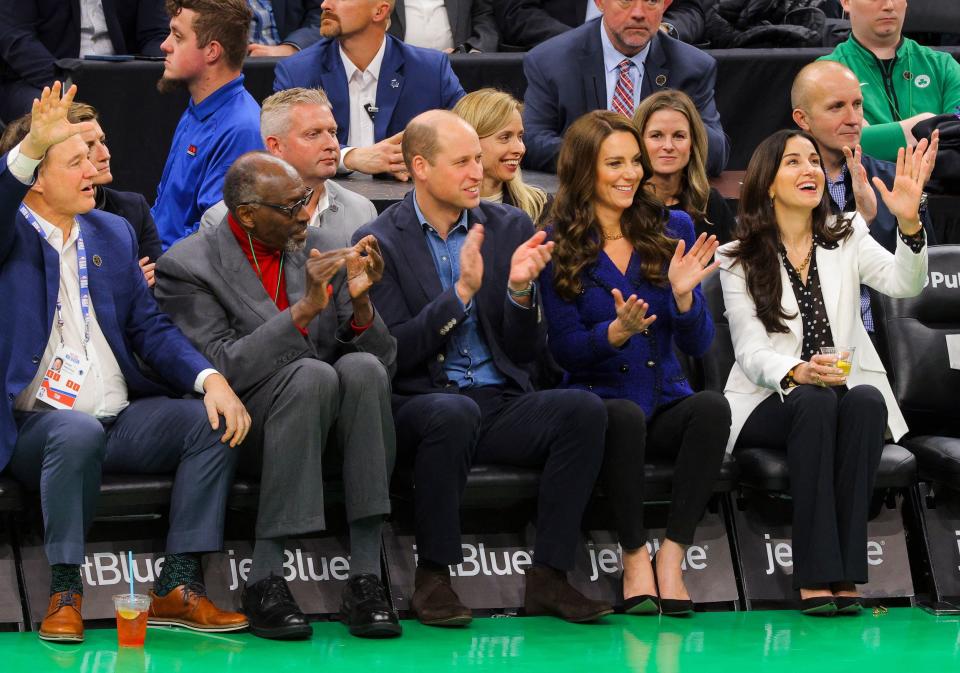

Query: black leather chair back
[
  {"left": 700, "top": 273, "right": 736, "bottom": 393},
  {"left": 874, "top": 245, "right": 960, "bottom": 434}
]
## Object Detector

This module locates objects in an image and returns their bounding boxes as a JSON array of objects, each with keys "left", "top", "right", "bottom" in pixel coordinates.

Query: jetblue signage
[
  {"left": 383, "top": 512, "right": 738, "bottom": 612},
  {"left": 733, "top": 501, "right": 913, "bottom": 601},
  {"left": 20, "top": 535, "right": 352, "bottom": 624},
  {"left": 0, "top": 541, "right": 23, "bottom": 625}
]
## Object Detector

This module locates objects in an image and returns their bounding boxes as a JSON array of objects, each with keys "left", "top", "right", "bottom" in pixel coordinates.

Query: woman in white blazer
[{"left": 716, "top": 130, "right": 932, "bottom": 617}]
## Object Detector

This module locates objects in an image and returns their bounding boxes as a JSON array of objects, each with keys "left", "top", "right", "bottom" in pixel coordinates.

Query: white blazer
[{"left": 716, "top": 214, "right": 928, "bottom": 454}]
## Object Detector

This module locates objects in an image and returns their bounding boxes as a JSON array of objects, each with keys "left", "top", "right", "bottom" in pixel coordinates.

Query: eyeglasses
[{"left": 240, "top": 187, "right": 315, "bottom": 219}]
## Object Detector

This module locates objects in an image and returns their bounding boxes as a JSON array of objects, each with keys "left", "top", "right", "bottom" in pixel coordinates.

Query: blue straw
[{"left": 128, "top": 550, "right": 135, "bottom": 598}]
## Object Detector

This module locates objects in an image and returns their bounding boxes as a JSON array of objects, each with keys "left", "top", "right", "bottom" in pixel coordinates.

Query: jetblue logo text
[
  {"left": 763, "top": 535, "right": 884, "bottom": 575},
  {"left": 588, "top": 538, "right": 709, "bottom": 581}
]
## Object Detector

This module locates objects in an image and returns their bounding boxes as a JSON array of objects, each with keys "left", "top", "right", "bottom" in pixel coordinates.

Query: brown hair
[
  {"left": 549, "top": 110, "right": 675, "bottom": 301},
  {"left": 165, "top": 0, "right": 252, "bottom": 70},
  {"left": 453, "top": 88, "right": 548, "bottom": 223},
  {"left": 633, "top": 89, "right": 710, "bottom": 223},
  {"left": 728, "top": 129, "right": 853, "bottom": 333}
]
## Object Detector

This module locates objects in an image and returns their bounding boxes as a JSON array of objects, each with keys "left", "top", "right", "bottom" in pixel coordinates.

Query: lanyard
[
  {"left": 20, "top": 205, "right": 92, "bottom": 356},
  {"left": 246, "top": 232, "right": 285, "bottom": 304}
]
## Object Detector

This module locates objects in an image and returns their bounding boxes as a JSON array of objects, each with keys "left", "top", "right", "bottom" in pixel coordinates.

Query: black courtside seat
[
  {"left": 95, "top": 474, "right": 262, "bottom": 517},
  {"left": 0, "top": 476, "right": 22, "bottom": 512},
  {"left": 700, "top": 273, "right": 917, "bottom": 491},
  {"left": 872, "top": 245, "right": 960, "bottom": 486}
]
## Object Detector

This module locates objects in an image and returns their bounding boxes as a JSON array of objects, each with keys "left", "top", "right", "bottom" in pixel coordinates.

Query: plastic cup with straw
[{"left": 112, "top": 551, "right": 151, "bottom": 647}]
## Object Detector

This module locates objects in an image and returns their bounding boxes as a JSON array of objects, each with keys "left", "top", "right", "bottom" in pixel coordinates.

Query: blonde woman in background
[
  {"left": 634, "top": 90, "right": 736, "bottom": 243},
  {"left": 454, "top": 88, "right": 550, "bottom": 225}
]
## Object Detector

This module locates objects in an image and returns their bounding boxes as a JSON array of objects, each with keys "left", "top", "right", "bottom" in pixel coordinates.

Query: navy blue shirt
[
  {"left": 413, "top": 192, "right": 506, "bottom": 389},
  {"left": 151, "top": 75, "right": 263, "bottom": 249}
]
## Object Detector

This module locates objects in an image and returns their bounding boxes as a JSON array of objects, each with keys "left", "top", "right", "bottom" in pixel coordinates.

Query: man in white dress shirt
[{"left": 0, "top": 83, "right": 251, "bottom": 642}]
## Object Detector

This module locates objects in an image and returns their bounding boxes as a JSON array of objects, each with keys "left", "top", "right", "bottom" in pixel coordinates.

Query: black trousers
[
  {"left": 736, "top": 384, "right": 887, "bottom": 590},
  {"left": 601, "top": 392, "right": 730, "bottom": 549},
  {"left": 394, "top": 386, "right": 607, "bottom": 571}
]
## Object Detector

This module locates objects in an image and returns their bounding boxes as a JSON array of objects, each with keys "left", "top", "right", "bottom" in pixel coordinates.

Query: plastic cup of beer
[
  {"left": 112, "top": 594, "right": 151, "bottom": 647},
  {"left": 820, "top": 346, "right": 855, "bottom": 376}
]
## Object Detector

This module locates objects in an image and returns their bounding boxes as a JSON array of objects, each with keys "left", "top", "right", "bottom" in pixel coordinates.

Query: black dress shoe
[
  {"left": 620, "top": 576, "right": 659, "bottom": 615},
  {"left": 800, "top": 596, "right": 837, "bottom": 616},
  {"left": 241, "top": 574, "right": 312, "bottom": 640},
  {"left": 834, "top": 596, "right": 863, "bottom": 615},
  {"left": 524, "top": 565, "right": 613, "bottom": 623},
  {"left": 340, "top": 574, "right": 402, "bottom": 638}
]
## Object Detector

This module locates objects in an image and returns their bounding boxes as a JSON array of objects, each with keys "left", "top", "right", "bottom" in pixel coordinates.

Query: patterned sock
[
  {"left": 247, "top": 538, "right": 287, "bottom": 585},
  {"left": 50, "top": 564, "right": 83, "bottom": 596},
  {"left": 154, "top": 553, "right": 202, "bottom": 596},
  {"left": 349, "top": 516, "right": 383, "bottom": 579}
]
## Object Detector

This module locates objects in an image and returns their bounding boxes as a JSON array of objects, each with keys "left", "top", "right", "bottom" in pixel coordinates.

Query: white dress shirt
[
  {"left": 79, "top": 0, "right": 115, "bottom": 56},
  {"left": 403, "top": 0, "right": 455, "bottom": 51},
  {"left": 308, "top": 188, "right": 331, "bottom": 229},
  {"left": 338, "top": 38, "right": 387, "bottom": 170},
  {"left": 7, "top": 146, "right": 215, "bottom": 418}
]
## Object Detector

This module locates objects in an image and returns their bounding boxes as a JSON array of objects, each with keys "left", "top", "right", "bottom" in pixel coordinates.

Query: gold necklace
[{"left": 789, "top": 240, "right": 815, "bottom": 274}]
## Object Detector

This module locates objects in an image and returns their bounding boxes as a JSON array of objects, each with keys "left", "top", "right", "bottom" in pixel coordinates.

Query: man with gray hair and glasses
[
  {"left": 202, "top": 87, "right": 378, "bottom": 248},
  {"left": 157, "top": 151, "right": 400, "bottom": 641}
]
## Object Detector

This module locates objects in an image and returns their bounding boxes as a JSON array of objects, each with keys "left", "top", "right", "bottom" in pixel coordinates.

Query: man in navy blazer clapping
[
  {"left": 353, "top": 110, "right": 612, "bottom": 627},
  {"left": 0, "top": 83, "right": 250, "bottom": 643},
  {"left": 273, "top": 0, "right": 465, "bottom": 180}
]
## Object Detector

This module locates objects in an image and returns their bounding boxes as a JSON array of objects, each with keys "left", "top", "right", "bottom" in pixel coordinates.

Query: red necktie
[{"left": 611, "top": 59, "right": 635, "bottom": 118}]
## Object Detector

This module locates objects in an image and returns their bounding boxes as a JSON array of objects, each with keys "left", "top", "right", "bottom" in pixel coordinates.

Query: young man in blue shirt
[{"left": 151, "top": 0, "right": 263, "bottom": 249}]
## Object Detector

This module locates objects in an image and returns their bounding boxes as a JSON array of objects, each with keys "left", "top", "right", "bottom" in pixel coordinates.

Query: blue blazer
[
  {"left": 273, "top": 35, "right": 466, "bottom": 146},
  {"left": 538, "top": 210, "right": 714, "bottom": 416},
  {"left": 99, "top": 186, "right": 163, "bottom": 263},
  {"left": 521, "top": 20, "right": 730, "bottom": 175},
  {"left": 0, "top": 157, "right": 212, "bottom": 472},
  {"left": 352, "top": 193, "right": 541, "bottom": 397}
]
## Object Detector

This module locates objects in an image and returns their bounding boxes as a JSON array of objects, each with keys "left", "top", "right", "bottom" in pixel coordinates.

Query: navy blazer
[
  {"left": 352, "top": 193, "right": 542, "bottom": 397},
  {"left": 538, "top": 210, "right": 714, "bottom": 416},
  {"left": 273, "top": 35, "right": 466, "bottom": 146},
  {"left": 0, "top": 156, "right": 212, "bottom": 472},
  {"left": 269, "top": 0, "right": 323, "bottom": 50},
  {"left": 521, "top": 20, "right": 729, "bottom": 175},
  {"left": 98, "top": 186, "right": 164, "bottom": 263}
]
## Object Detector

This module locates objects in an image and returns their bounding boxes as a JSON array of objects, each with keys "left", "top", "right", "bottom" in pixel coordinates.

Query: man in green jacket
[{"left": 819, "top": 0, "right": 960, "bottom": 161}]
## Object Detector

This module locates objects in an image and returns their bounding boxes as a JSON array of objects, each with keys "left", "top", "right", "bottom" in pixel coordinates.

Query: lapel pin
[
  {"left": 187, "top": 144, "right": 197, "bottom": 156},
  {"left": 655, "top": 74, "right": 667, "bottom": 87},
  {"left": 390, "top": 78, "right": 399, "bottom": 88},
  {"left": 92, "top": 255, "right": 102, "bottom": 267},
  {"left": 903, "top": 71, "right": 912, "bottom": 80}
]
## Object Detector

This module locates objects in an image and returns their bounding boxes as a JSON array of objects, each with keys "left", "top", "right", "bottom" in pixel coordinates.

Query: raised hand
[
  {"left": 871, "top": 140, "right": 936, "bottom": 235},
  {"left": 346, "top": 235, "right": 384, "bottom": 299},
  {"left": 918, "top": 130, "right": 939, "bottom": 188},
  {"left": 842, "top": 144, "right": 878, "bottom": 224},
  {"left": 291, "top": 248, "right": 352, "bottom": 327},
  {"left": 608, "top": 288, "right": 657, "bottom": 348},
  {"left": 21, "top": 82, "right": 94, "bottom": 160},
  {"left": 508, "top": 230, "right": 554, "bottom": 294},
  {"left": 455, "top": 223, "right": 484, "bottom": 305},
  {"left": 667, "top": 233, "right": 720, "bottom": 311}
]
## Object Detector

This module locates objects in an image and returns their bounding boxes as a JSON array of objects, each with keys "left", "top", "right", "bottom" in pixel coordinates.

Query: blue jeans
[{"left": 10, "top": 397, "right": 237, "bottom": 565}]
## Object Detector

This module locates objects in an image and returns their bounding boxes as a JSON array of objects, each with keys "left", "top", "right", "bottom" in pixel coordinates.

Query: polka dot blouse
[{"left": 779, "top": 233, "right": 839, "bottom": 361}]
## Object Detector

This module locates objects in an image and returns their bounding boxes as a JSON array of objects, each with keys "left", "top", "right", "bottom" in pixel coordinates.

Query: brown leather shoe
[
  {"left": 411, "top": 566, "right": 472, "bottom": 626},
  {"left": 524, "top": 565, "right": 613, "bottom": 623},
  {"left": 39, "top": 591, "right": 84, "bottom": 642},
  {"left": 148, "top": 583, "right": 248, "bottom": 632}
]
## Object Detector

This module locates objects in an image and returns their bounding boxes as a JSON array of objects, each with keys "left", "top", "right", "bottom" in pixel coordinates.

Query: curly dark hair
[
  {"left": 727, "top": 129, "right": 853, "bottom": 333},
  {"left": 548, "top": 110, "right": 676, "bottom": 302}
]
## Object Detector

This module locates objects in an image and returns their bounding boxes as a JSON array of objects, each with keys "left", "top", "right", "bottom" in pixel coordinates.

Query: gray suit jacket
[
  {"left": 154, "top": 215, "right": 396, "bottom": 398},
  {"left": 200, "top": 180, "right": 377, "bottom": 250},
  {"left": 388, "top": 0, "right": 499, "bottom": 53}
]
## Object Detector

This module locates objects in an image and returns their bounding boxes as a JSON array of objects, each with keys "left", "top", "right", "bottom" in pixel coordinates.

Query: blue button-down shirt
[
  {"left": 151, "top": 75, "right": 263, "bottom": 249},
  {"left": 825, "top": 164, "right": 874, "bottom": 332},
  {"left": 247, "top": 0, "right": 281, "bottom": 45},
  {"left": 600, "top": 21, "right": 651, "bottom": 111},
  {"left": 413, "top": 193, "right": 506, "bottom": 389}
]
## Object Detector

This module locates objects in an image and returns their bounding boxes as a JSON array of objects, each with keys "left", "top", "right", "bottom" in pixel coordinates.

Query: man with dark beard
[
  {"left": 156, "top": 151, "right": 400, "bottom": 641},
  {"left": 151, "top": 0, "right": 263, "bottom": 250}
]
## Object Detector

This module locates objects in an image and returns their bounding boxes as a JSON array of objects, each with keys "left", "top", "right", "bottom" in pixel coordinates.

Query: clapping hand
[
  {"left": 871, "top": 137, "right": 937, "bottom": 235},
  {"left": 346, "top": 235, "right": 384, "bottom": 299},
  {"left": 455, "top": 224, "right": 484, "bottom": 305},
  {"left": 21, "top": 82, "right": 94, "bottom": 160},
  {"left": 608, "top": 288, "right": 657, "bottom": 348},
  {"left": 667, "top": 233, "right": 720, "bottom": 312},
  {"left": 842, "top": 144, "right": 878, "bottom": 224},
  {"left": 508, "top": 230, "right": 554, "bottom": 300}
]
